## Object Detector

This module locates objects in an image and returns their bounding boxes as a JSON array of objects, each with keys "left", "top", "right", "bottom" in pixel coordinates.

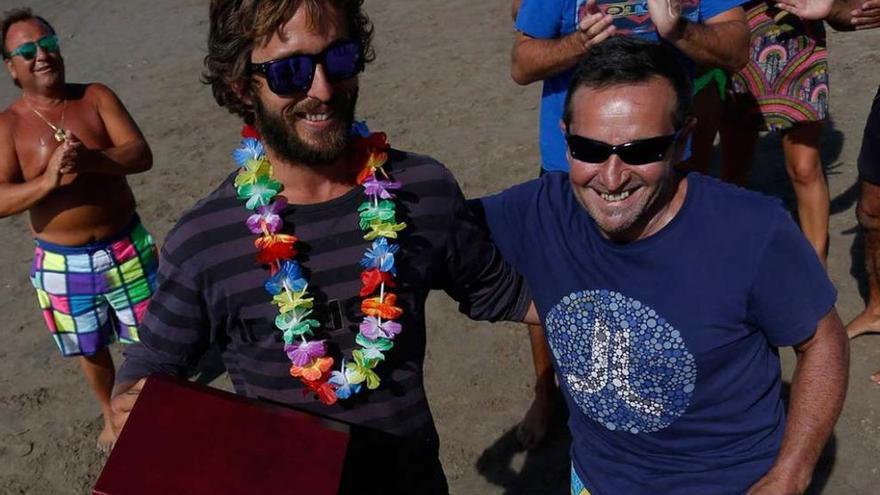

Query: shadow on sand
[{"left": 476, "top": 420, "right": 571, "bottom": 494}]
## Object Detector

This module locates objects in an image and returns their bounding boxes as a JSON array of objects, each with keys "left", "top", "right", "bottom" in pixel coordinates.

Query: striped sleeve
[
  {"left": 434, "top": 167, "right": 531, "bottom": 322},
  {"left": 117, "top": 245, "right": 212, "bottom": 384}
]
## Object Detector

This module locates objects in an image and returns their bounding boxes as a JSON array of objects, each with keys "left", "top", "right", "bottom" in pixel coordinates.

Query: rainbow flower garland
[{"left": 232, "top": 122, "right": 406, "bottom": 405}]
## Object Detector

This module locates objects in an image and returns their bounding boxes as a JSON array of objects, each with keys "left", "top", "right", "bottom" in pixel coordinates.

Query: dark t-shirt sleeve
[
  {"left": 435, "top": 174, "right": 531, "bottom": 323},
  {"left": 747, "top": 209, "right": 837, "bottom": 347},
  {"left": 475, "top": 180, "right": 541, "bottom": 271},
  {"left": 117, "top": 247, "right": 212, "bottom": 384}
]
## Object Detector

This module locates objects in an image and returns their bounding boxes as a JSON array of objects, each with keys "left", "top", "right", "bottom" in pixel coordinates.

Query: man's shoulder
[
  {"left": 161, "top": 174, "right": 242, "bottom": 268},
  {"left": 687, "top": 173, "right": 789, "bottom": 236},
  {"left": 76, "top": 82, "right": 113, "bottom": 99},
  {"left": 0, "top": 105, "right": 18, "bottom": 133},
  {"left": 387, "top": 148, "right": 460, "bottom": 193}
]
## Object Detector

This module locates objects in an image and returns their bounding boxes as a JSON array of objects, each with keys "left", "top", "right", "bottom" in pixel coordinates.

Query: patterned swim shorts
[
  {"left": 29, "top": 216, "right": 158, "bottom": 357},
  {"left": 571, "top": 465, "right": 592, "bottom": 495}
]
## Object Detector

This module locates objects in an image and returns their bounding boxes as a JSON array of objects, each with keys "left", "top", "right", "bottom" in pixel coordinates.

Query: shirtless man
[{"left": 0, "top": 8, "right": 155, "bottom": 451}]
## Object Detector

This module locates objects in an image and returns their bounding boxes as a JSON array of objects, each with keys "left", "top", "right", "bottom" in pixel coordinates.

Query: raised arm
[
  {"left": 649, "top": 1, "right": 750, "bottom": 72},
  {"left": 822, "top": 0, "right": 880, "bottom": 30},
  {"left": 747, "top": 309, "right": 849, "bottom": 494},
  {"left": 68, "top": 83, "right": 152, "bottom": 176},
  {"left": 511, "top": 0, "right": 614, "bottom": 85}
]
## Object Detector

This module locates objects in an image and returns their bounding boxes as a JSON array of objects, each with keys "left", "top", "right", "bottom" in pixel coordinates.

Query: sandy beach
[{"left": 0, "top": 0, "right": 878, "bottom": 493}]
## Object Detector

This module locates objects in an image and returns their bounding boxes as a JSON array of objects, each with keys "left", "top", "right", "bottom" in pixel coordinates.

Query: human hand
[
  {"left": 573, "top": 0, "right": 616, "bottom": 52},
  {"left": 747, "top": 469, "right": 810, "bottom": 495},
  {"left": 110, "top": 377, "right": 147, "bottom": 436},
  {"left": 41, "top": 134, "right": 79, "bottom": 191},
  {"left": 58, "top": 131, "right": 88, "bottom": 174},
  {"left": 648, "top": 0, "right": 684, "bottom": 41},
  {"left": 852, "top": 0, "right": 880, "bottom": 29},
  {"left": 774, "top": 0, "right": 834, "bottom": 20}
]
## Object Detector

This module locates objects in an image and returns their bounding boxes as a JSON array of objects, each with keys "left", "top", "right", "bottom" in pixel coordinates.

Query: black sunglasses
[
  {"left": 249, "top": 39, "right": 364, "bottom": 96},
  {"left": 565, "top": 131, "right": 680, "bottom": 165}
]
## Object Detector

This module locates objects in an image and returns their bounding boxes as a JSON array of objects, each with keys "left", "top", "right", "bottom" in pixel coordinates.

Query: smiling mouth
[{"left": 599, "top": 190, "right": 633, "bottom": 202}]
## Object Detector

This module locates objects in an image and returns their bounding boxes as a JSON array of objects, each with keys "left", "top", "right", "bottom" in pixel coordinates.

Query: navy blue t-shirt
[{"left": 479, "top": 172, "right": 836, "bottom": 494}]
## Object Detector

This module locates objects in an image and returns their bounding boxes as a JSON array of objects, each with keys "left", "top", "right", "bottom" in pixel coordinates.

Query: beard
[{"left": 253, "top": 87, "right": 358, "bottom": 166}]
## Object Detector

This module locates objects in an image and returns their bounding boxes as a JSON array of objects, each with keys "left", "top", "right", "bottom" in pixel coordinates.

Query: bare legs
[
  {"left": 721, "top": 121, "right": 828, "bottom": 261},
  {"left": 718, "top": 118, "right": 759, "bottom": 187},
  {"left": 781, "top": 122, "right": 829, "bottom": 261},
  {"left": 518, "top": 324, "right": 562, "bottom": 449},
  {"left": 846, "top": 181, "right": 880, "bottom": 355},
  {"left": 678, "top": 77, "right": 724, "bottom": 175},
  {"left": 79, "top": 347, "right": 117, "bottom": 452}
]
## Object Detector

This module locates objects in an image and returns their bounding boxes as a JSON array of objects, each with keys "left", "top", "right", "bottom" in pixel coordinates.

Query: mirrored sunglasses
[
  {"left": 565, "top": 132, "right": 680, "bottom": 166},
  {"left": 249, "top": 39, "right": 364, "bottom": 96},
  {"left": 7, "top": 34, "right": 59, "bottom": 61}
]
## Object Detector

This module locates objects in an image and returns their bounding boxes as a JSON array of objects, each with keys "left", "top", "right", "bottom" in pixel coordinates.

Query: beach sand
[{"left": 0, "top": 1, "right": 878, "bottom": 493}]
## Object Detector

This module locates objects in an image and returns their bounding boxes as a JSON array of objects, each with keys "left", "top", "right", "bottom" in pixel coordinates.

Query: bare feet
[
  {"left": 97, "top": 421, "right": 117, "bottom": 453},
  {"left": 872, "top": 370, "right": 880, "bottom": 386},
  {"left": 845, "top": 310, "right": 880, "bottom": 339}
]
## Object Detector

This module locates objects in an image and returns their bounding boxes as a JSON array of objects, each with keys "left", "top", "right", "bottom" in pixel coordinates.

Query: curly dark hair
[
  {"left": 1, "top": 7, "right": 56, "bottom": 58},
  {"left": 204, "top": 0, "right": 375, "bottom": 125}
]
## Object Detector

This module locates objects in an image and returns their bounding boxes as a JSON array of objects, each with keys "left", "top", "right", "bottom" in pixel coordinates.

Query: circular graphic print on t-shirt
[{"left": 545, "top": 289, "right": 696, "bottom": 434}]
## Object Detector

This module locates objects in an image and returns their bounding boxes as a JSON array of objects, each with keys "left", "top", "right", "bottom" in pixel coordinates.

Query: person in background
[
  {"left": 509, "top": 0, "right": 750, "bottom": 448},
  {"left": 0, "top": 8, "right": 156, "bottom": 452}
]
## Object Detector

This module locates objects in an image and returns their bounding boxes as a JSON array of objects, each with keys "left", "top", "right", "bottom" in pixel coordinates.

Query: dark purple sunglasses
[{"left": 249, "top": 39, "right": 364, "bottom": 96}]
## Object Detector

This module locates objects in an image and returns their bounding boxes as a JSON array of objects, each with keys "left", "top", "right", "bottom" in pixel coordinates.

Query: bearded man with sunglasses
[
  {"left": 0, "top": 9, "right": 155, "bottom": 452},
  {"left": 476, "top": 37, "right": 848, "bottom": 495},
  {"left": 109, "top": 1, "right": 532, "bottom": 491}
]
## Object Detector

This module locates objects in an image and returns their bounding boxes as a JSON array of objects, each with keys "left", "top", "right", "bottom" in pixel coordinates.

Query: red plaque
[{"left": 93, "top": 374, "right": 349, "bottom": 495}]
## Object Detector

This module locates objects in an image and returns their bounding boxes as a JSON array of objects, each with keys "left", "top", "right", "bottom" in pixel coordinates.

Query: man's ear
[
  {"left": 233, "top": 79, "right": 254, "bottom": 106},
  {"left": 673, "top": 115, "right": 698, "bottom": 163}
]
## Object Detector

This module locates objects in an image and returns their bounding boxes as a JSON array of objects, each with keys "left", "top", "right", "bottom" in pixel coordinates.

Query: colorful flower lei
[{"left": 233, "top": 122, "right": 406, "bottom": 405}]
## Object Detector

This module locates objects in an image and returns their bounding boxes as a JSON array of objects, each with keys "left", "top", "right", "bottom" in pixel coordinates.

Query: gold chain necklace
[{"left": 28, "top": 99, "right": 67, "bottom": 142}]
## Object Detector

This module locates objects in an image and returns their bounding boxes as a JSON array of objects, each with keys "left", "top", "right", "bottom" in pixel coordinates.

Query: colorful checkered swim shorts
[
  {"left": 29, "top": 216, "right": 158, "bottom": 357},
  {"left": 571, "top": 466, "right": 591, "bottom": 495}
]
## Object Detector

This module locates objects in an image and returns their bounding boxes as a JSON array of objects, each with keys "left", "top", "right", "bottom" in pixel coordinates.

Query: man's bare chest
[{"left": 14, "top": 102, "right": 110, "bottom": 179}]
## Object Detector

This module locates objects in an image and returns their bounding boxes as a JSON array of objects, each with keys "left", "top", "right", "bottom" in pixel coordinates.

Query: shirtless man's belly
[{"left": 12, "top": 84, "right": 138, "bottom": 245}]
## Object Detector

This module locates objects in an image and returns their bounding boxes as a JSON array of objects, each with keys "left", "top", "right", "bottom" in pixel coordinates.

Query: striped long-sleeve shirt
[{"left": 118, "top": 149, "right": 530, "bottom": 449}]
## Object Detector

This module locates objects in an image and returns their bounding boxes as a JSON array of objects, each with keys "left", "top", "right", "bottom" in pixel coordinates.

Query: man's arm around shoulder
[{"left": 748, "top": 309, "right": 849, "bottom": 494}]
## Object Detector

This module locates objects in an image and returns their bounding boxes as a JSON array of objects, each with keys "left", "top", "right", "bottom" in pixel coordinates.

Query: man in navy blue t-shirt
[
  {"left": 479, "top": 38, "right": 849, "bottom": 494},
  {"left": 509, "top": 0, "right": 750, "bottom": 448}
]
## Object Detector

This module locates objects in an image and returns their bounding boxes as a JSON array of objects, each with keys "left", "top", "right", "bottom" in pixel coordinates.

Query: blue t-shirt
[
  {"left": 515, "top": 0, "right": 745, "bottom": 172},
  {"left": 478, "top": 173, "right": 836, "bottom": 494}
]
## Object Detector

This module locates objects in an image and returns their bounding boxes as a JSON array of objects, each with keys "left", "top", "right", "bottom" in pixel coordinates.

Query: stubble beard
[
  {"left": 253, "top": 87, "right": 358, "bottom": 166},
  {"left": 576, "top": 167, "right": 675, "bottom": 240}
]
